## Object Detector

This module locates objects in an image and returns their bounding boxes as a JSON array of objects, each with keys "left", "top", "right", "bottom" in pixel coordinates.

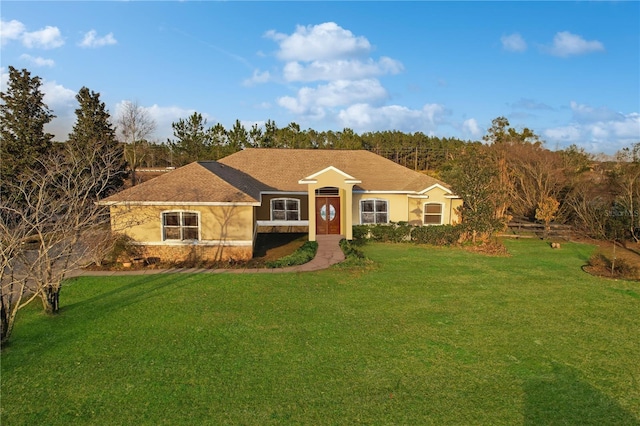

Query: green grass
[{"left": 2, "top": 240, "right": 639, "bottom": 425}]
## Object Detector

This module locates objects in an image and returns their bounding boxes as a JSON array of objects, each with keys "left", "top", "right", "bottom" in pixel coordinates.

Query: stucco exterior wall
[
  {"left": 109, "top": 204, "right": 255, "bottom": 262},
  {"left": 110, "top": 204, "right": 254, "bottom": 242},
  {"left": 351, "top": 193, "right": 410, "bottom": 224},
  {"left": 450, "top": 198, "right": 463, "bottom": 224},
  {"left": 352, "top": 188, "right": 462, "bottom": 226}
]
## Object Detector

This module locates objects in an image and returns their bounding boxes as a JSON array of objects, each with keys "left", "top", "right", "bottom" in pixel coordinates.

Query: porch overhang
[{"left": 298, "top": 166, "right": 360, "bottom": 241}]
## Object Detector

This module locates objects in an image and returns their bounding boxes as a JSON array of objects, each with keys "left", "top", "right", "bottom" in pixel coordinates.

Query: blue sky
[{"left": 1, "top": 1, "right": 638, "bottom": 154}]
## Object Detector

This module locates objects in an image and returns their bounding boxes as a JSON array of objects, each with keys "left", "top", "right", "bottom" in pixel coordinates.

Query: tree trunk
[
  {"left": 44, "top": 286, "right": 60, "bottom": 314},
  {"left": 611, "top": 241, "right": 616, "bottom": 277},
  {"left": 1, "top": 299, "right": 9, "bottom": 344},
  {"left": 131, "top": 166, "right": 137, "bottom": 186}
]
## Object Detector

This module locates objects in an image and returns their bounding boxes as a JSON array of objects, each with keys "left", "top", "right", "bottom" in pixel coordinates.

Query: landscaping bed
[{"left": 83, "top": 233, "right": 311, "bottom": 270}]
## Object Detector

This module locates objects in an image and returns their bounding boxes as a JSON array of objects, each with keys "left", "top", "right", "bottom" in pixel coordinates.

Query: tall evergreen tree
[
  {"left": 68, "top": 87, "right": 126, "bottom": 196},
  {"left": 442, "top": 145, "right": 506, "bottom": 243},
  {"left": 209, "top": 123, "right": 229, "bottom": 160},
  {"left": 227, "top": 119, "right": 248, "bottom": 152},
  {"left": 168, "top": 112, "right": 213, "bottom": 165},
  {"left": 0, "top": 66, "right": 54, "bottom": 188}
]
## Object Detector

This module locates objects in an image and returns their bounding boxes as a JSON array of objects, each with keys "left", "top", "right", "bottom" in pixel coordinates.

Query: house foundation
[{"left": 139, "top": 244, "right": 253, "bottom": 263}]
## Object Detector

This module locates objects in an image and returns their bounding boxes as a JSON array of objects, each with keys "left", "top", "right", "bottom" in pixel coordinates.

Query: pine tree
[
  {"left": 168, "top": 112, "right": 212, "bottom": 165},
  {"left": 0, "top": 66, "right": 54, "bottom": 188},
  {"left": 67, "top": 87, "right": 126, "bottom": 196}
]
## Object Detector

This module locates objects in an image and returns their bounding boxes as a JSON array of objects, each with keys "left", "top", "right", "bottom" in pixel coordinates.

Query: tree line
[
  {"left": 442, "top": 117, "right": 639, "bottom": 246},
  {"left": 1, "top": 66, "right": 639, "bottom": 343},
  {"left": 127, "top": 113, "right": 469, "bottom": 177},
  {"left": 164, "top": 111, "right": 639, "bottom": 247}
]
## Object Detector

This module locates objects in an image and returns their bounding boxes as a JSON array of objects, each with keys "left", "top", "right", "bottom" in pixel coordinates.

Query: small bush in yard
[
  {"left": 339, "top": 238, "right": 365, "bottom": 259},
  {"left": 412, "top": 224, "right": 464, "bottom": 246},
  {"left": 338, "top": 238, "right": 372, "bottom": 267},
  {"left": 352, "top": 225, "right": 371, "bottom": 244},
  {"left": 367, "top": 222, "right": 412, "bottom": 243}
]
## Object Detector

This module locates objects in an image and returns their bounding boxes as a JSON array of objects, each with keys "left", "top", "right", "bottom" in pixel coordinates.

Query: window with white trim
[
  {"left": 162, "top": 211, "right": 199, "bottom": 241},
  {"left": 423, "top": 203, "right": 443, "bottom": 225},
  {"left": 271, "top": 198, "right": 300, "bottom": 221},
  {"left": 360, "top": 199, "right": 388, "bottom": 224}
]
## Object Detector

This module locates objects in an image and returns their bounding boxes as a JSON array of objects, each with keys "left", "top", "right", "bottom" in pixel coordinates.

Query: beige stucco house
[{"left": 100, "top": 149, "right": 462, "bottom": 261}]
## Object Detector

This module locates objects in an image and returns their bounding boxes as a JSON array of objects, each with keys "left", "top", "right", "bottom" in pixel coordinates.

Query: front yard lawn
[{"left": 2, "top": 240, "right": 639, "bottom": 425}]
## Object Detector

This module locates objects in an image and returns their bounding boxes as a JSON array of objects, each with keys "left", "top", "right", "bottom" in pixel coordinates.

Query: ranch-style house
[{"left": 99, "top": 148, "right": 463, "bottom": 261}]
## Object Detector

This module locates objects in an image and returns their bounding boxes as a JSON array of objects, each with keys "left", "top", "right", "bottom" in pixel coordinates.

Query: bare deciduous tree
[
  {"left": 510, "top": 145, "right": 567, "bottom": 220},
  {"left": 0, "top": 210, "right": 38, "bottom": 343},
  {"left": 611, "top": 144, "right": 640, "bottom": 243},
  {"left": 117, "top": 100, "right": 156, "bottom": 185},
  {"left": 0, "top": 143, "right": 126, "bottom": 343}
]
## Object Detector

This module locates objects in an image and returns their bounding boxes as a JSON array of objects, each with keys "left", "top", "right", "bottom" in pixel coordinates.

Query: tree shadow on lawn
[
  {"left": 523, "top": 363, "right": 639, "bottom": 425},
  {"left": 62, "top": 273, "right": 191, "bottom": 317},
  {"left": 3, "top": 274, "right": 193, "bottom": 353}
]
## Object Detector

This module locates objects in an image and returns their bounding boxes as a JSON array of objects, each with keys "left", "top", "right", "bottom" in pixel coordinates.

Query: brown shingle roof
[
  {"left": 101, "top": 162, "right": 261, "bottom": 204},
  {"left": 102, "top": 149, "right": 451, "bottom": 204},
  {"left": 218, "top": 148, "right": 449, "bottom": 192}
]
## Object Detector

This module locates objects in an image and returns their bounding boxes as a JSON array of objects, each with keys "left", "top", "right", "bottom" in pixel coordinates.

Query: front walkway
[{"left": 68, "top": 234, "right": 345, "bottom": 277}]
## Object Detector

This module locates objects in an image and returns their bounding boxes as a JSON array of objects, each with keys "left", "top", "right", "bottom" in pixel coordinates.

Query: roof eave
[{"left": 98, "top": 201, "right": 261, "bottom": 207}]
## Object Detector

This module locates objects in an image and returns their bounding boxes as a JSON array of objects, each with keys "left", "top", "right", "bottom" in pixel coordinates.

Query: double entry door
[{"left": 315, "top": 197, "right": 340, "bottom": 235}]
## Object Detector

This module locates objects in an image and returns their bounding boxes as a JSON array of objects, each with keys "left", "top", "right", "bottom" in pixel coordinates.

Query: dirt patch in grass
[
  {"left": 580, "top": 239, "right": 640, "bottom": 281},
  {"left": 464, "top": 240, "right": 511, "bottom": 257}
]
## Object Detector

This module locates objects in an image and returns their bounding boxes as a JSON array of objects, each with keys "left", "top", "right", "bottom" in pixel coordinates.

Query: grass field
[{"left": 2, "top": 239, "right": 639, "bottom": 425}]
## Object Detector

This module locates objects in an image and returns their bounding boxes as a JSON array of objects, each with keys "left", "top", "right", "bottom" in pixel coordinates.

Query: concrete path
[{"left": 68, "top": 234, "right": 345, "bottom": 277}]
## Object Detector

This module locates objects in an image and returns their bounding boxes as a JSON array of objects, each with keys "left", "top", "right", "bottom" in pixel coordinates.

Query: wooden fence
[{"left": 500, "top": 220, "right": 574, "bottom": 240}]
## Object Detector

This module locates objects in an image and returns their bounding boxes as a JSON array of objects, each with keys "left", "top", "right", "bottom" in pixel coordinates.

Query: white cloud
[
  {"left": 501, "top": 33, "right": 527, "bottom": 52},
  {"left": 79, "top": 30, "right": 117, "bottom": 48},
  {"left": 1, "top": 20, "right": 64, "bottom": 49},
  {"left": 278, "top": 79, "right": 388, "bottom": 117},
  {"left": 283, "top": 57, "right": 403, "bottom": 82},
  {"left": 243, "top": 69, "right": 271, "bottom": 86},
  {"left": 546, "top": 31, "right": 604, "bottom": 57},
  {"left": 597, "top": 116, "right": 637, "bottom": 140},
  {"left": 462, "top": 118, "right": 481, "bottom": 137},
  {"left": 20, "top": 54, "right": 55, "bottom": 68},
  {"left": 544, "top": 102, "right": 639, "bottom": 153},
  {"left": 569, "top": 101, "right": 623, "bottom": 123},
  {"left": 258, "top": 22, "right": 450, "bottom": 134},
  {"left": 1, "top": 19, "right": 26, "bottom": 45},
  {"left": 42, "top": 80, "right": 76, "bottom": 108},
  {"left": 510, "top": 98, "right": 553, "bottom": 111},
  {"left": 337, "top": 103, "right": 446, "bottom": 133},
  {"left": 543, "top": 125, "right": 582, "bottom": 143},
  {"left": 609, "top": 113, "right": 640, "bottom": 139},
  {"left": 0, "top": 68, "right": 9, "bottom": 92},
  {"left": 266, "top": 22, "right": 371, "bottom": 62},
  {"left": 22, "top": 25, "right": 64, "bottom": 49},
  {"left": 39, "top": 80, "right": 76, "bottom": 141},
  {"left": 261, "top": 21, "right": 409, "bottom": 127}
]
